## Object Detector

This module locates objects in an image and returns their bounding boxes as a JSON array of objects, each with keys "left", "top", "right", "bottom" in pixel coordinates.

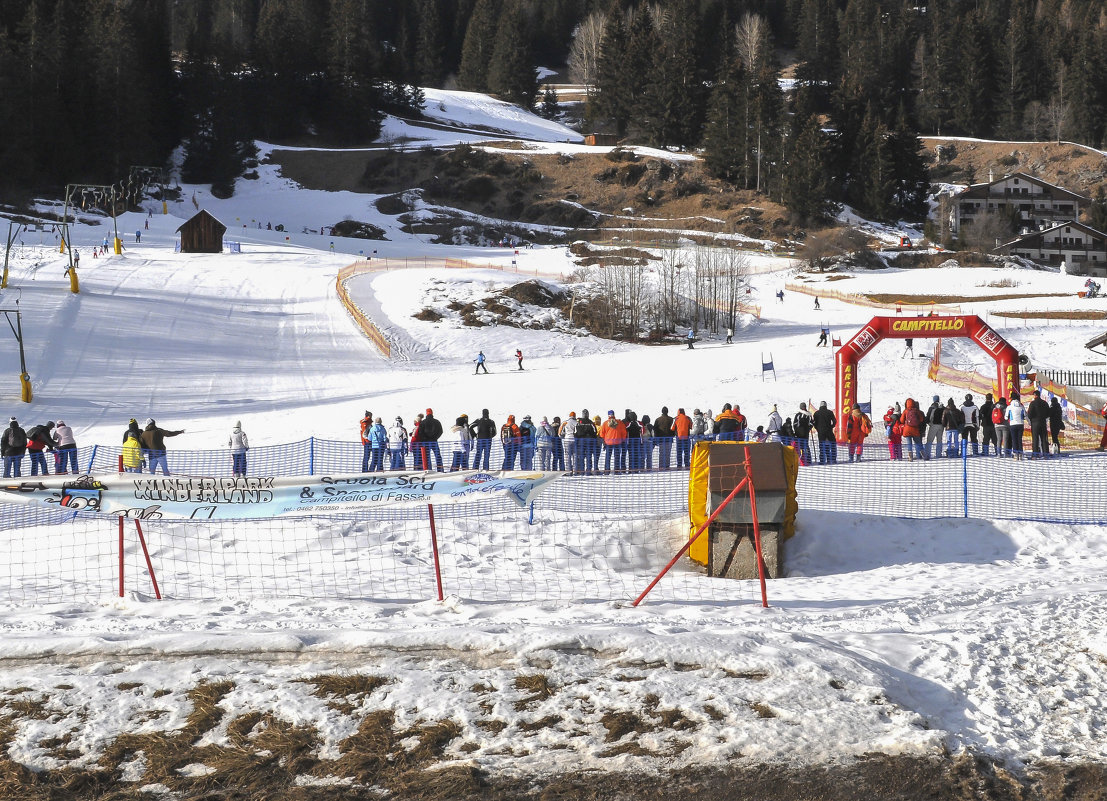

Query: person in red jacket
[
  {"left": 359, "top": 410, "right": 373, "bottom": 472},
  {"left": 500, "top": 415, "right": 521, "bottom": 469},
  {"left": 898, "top": 398, "right": 925, "bottom": 461},
  {"left": 883, "top": 407, "right": 902, "bottom": 460},
  {"left": 1099, "top": 401, "right": 1107, "bottom": 450}
]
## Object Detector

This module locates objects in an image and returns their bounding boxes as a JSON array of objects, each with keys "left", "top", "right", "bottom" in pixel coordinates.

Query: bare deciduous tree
[
  {"left": 734, "top": 12, "right": 767, "bottom": 72},
  {"left": 567, "top": 10, "right": 605, "bottom": 88}
]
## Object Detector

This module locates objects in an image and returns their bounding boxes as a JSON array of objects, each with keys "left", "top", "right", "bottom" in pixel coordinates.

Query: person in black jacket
[
  {"left": 1048, "top": 396, "right": 1065, "bottom": 455},
  {"left": 2, "top": 417, "right": 27, "bottom": 478},
  {"left": 419, "top": 408, "right": 444, "bottom": 471},
  {"left": 979, "top": 394, "right": 997, "bottom": 456},
  {"left": 140, "top": 418, "right": 185, "bottom": 475},
  {"left": 812, "top": 401, "right": 837, "bottom": 464},
  {"left": 575, "top": 410, "right": 598, "bottom": 474},
  {"left": 792, "top": 403, "right": 814, "bottom": 465},
  {"left": 468, "top": 409, "right": 496, "bottom": 470},
  {"left": 653, "top": 406, "right": 674, "bottom": 470},
  {"left": 924, "top": 395, "right": 945, "bottom": 460},
  {"left": 1026, "top": 390, "right": 1051, "bottom": 458}
]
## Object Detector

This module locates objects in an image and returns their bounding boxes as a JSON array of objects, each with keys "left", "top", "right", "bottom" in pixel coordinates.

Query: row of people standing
[
  {"left": 883, "top": 390, "right": 1064, "bottom": 461},
  {"left": 1, "top": 419, "right": 79, "bottom": 478}
]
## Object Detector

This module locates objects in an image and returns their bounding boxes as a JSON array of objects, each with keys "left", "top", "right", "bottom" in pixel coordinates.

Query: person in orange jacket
[
  {"left": 601, "top": 410, "right": 627, "bottom": 473},
  {"left": 500, "top": 414, "right": 521, "bottom": 469},
  {"left": 898, "top": 398, "right": 925, "bottom": 460},
  {"left": 673, "top": 407, "right": 692, "bottom": 468},
  {"left": 846, "top": 407, "right": 872, "bottom": 462}
]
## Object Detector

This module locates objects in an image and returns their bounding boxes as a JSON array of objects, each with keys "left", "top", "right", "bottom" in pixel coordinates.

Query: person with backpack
[
  {"left": 228, "top": 421, "right": 250, "bottom": 477},
  {"left": 924, "top": 395, "right": 945, "bottom": 459},
  {"left": 846, "top": 407, "right": 872, "bottom": 462},
  {"left": 500, "top": 415, "right": 521, "bottom": 469},
  {"left": 1, "top": 417, "right": 27, "bottom": 478},
  {"left": 388, "top": 417, "right": 408, "bottom": 470},
  {"left": 898, "top": 398, "right": 926, "bottom": 461},
  {"left": 25, "top": 421, "right": 57, "bottom": 476},
  {"left": 941, "top": 398, "right": 962, "bottom": 457},
  {"left": 792, "top": 403, "right": 814, "bottom": 465},
  {"left": 979, "top": 394, "right": 997, "bottom": 456},
  {"left": 883, "top": 407, "right": 902, "bottom": 460},
  {"left": 418, "top": 409, "right": 444, "bottom": 471},
  {"left": 53, "top": 420, "right": 78, "bottom": 474},
  {"left": 1026, "top": 390, "right": 1050, "bottom": 458},
  {"left": 959, "top": 394, "right": 980, "bottom": 456},
  {"left": 468, "top": 409, "right": 496, "bottom": 470}
]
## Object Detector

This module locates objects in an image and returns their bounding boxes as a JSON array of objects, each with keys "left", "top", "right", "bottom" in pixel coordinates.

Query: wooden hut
[{"left": 177, "top": 209, "right": 227, "bottom": 253}]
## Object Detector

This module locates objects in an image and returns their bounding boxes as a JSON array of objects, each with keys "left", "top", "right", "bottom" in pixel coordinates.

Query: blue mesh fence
[{"left": 0, "top": 456, "right": 1104, "bottom": 604}]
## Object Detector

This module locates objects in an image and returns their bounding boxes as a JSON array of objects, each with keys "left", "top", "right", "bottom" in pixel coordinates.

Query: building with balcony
[
  {"left": 995, "top": 220, "right": 1107, "bottom": 276},
  {"left": 951, "top": 172, "right": 1089, "bottom": 236}
]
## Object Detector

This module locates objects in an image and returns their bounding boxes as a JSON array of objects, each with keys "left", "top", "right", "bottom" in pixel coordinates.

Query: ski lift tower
[
  {"left": 1, "top": 303, "right": 32, "bottom": 403},
  {"left": 128, "top": 166, "right": 169, "bottom": 215},
  {"left": 64, "top": 183, "right": 120, "bottom": 255}
]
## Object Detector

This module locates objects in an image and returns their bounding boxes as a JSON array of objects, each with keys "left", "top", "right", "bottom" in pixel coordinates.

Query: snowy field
[{"left": 2, "top": 90, "right": 1107, "bottom": 790}]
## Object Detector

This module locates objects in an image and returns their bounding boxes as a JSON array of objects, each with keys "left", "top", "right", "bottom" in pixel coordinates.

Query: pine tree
[
  {"left": 888, "top": 111, "right": 929, "bottom": 220},
  {"left": 643, "top": 0, "right": 703, "bottom": 148},
  {"left": 414, "top": 0, "right": 445, "bottom": 87},
  {"left": 592, "top": 5, "right": 629, "bottom": 136},
  {"left": 457, "top": 0, "right": 500, "bottom": 91},
  {"left": 702, "top": 52, "right": 747, "bottom": 183},
  {"left": 950, "top": 10, "right": 995, "bottom": 136},
  {"left": 783, "top": 114, "right": 837, "bottom": 224},
  {"left": 486, "top": 0, "right": 537, "bottom": 107}
]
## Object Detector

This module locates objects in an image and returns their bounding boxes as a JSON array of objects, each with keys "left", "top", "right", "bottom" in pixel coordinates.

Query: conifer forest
[{"left": 2, "top": 0, "right": 1105, "bottom": 224}]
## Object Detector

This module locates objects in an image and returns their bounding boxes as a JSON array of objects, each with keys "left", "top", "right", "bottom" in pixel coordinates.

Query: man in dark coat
[
  {"left": 1, "top": 417, "right": 27, "bottom": 478},
  {"left": 140, "top": 418, "right": 184, "bottom": 475},
  {"left": 1025, "top": 390, "right": 1050, "bottom": 458},
  {"left": 812, "top": 401, "right": 837, "bottom": 464},
  {"left": 418, "top": 408, "right": 444, "bottom": 471},
  {"left": 468, "top": 409, "right": 496, "bottom": 470}
]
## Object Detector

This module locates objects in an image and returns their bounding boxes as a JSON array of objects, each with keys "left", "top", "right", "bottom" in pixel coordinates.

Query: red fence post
[
  {"left": 428, "top": 504, "right": 444, "bottom": 602},
  {"left": 118, "top": 516, "right": 125, "bottom": 597},
  {"left": 632, "top": 475, "right": 749, "bottom": 607},
  {"left": 134, "top": 519, "right": 162, "bottom": 600},
  {"left": 743, "top": 445, "right": 769, "bottom": 608}
]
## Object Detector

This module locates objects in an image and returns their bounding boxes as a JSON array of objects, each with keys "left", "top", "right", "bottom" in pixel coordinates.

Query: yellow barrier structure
[
  {"left": 786, "top": 281, "right": 962, "bottom": 315},
  {"left": 336, "top": 264, "right": 391, "bottom": 358}
]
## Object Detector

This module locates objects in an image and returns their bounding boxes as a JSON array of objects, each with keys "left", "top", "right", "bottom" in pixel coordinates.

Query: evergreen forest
[{"left": 1, "top": 0, "right": 1105, "bottom": 224}]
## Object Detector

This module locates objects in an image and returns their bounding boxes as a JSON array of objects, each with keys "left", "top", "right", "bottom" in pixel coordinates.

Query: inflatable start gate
[{"left": 834, "top": 315, "right": 1020, "bottom": 442}]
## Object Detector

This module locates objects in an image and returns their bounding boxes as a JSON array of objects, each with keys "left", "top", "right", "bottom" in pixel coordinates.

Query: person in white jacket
[
  {"left": 766, "top": 405, "right": 783, "bottom": 443},
  {"left": 228, "top": 421, "right": 249, "bottom": 477},
  {"left": 53, "top": 420, "right": 78, "bottom": 474},
  {"left": 559, "top": 412, "right": 578, "bottom": 473},
  {"left": 1005, "top": 397, "right": 1026, "bottom": 459},
  {"left": 388, "top": 417, "right": 408, "bottom": 470},
  {"left": 447, "top": 415, "right": 472, "bottom": 471}
]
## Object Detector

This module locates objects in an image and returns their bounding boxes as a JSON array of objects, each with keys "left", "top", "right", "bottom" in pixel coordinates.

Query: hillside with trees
[{"left": 1, "top": 0, "right": 1106, "bottom": 229}]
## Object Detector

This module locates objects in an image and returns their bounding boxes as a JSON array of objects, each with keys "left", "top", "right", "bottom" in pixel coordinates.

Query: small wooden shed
[{"left": 177, "top": 209, "right": 227, "bottom": 253}]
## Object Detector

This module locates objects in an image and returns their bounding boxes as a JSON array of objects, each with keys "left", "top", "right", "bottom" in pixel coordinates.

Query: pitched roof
[
  {"left": 176, "top": 209, "right": 228, "bottom": 234},
  {"left": 997, "top": 219, "right": 1107, "bottom": 250},
  {"left": 957, "top": 172, "right": 1089, "bottom": 204}
]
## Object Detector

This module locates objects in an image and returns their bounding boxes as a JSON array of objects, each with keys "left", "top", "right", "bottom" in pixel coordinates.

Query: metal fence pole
[
  {"left": 87, "top": 445, "right": 98, "bottom": 474},
  {"left": 309, "top": 437, "right": 315, "bottom": 476}
]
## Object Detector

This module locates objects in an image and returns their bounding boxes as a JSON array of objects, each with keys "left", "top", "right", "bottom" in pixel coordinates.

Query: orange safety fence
[
  {"left": 336, "top": 263, "right": 391, "bottom": 358},
  {"left": 785, "top": 281, "right": 962, "bottom": 315}
]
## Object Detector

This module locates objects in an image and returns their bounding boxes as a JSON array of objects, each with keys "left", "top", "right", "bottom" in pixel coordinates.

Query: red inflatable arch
[{"left": 834, "top": 315, "right": 1020, "bottom": 441}]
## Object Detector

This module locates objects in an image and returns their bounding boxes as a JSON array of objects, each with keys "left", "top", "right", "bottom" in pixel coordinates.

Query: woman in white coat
[{"left": 229, "top": 421, "right": 249, "bottom": 477}]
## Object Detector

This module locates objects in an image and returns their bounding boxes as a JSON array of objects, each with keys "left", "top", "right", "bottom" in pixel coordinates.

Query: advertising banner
[{"left": 0, "top": 471, "right": 562, "bottom": 520}]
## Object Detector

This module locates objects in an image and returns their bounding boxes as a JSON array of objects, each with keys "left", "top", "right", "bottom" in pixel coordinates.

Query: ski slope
[{"left": 2, "top": 88, "right": 1107, "bottom": 786}]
